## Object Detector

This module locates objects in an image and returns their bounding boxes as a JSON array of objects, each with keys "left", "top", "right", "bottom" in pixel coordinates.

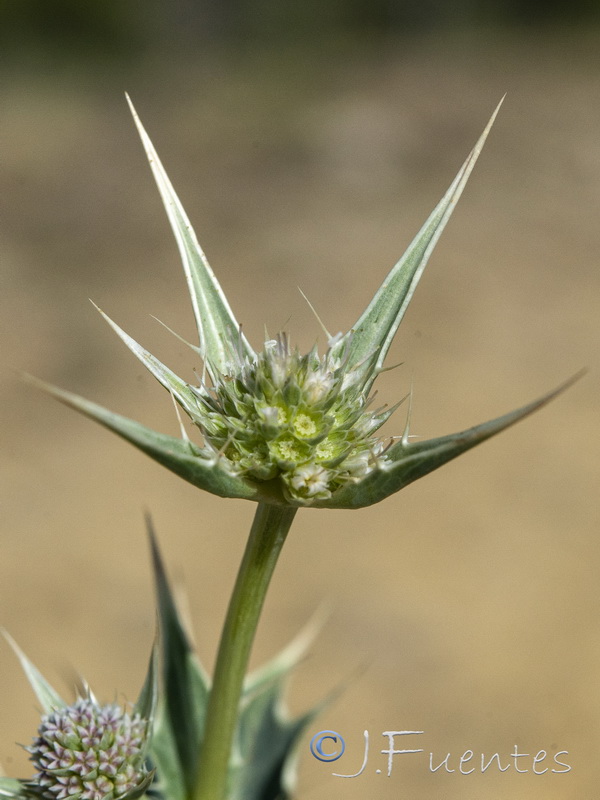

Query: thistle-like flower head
[
  {"left": 0, "top": 633, "right": 157, "bottom": 800},
  {"left": 180, "top": 331, "right": 397, "bottom": 504},
  {"left": 26, "top": 698, "right": 149, "bottom": 800},
  {"left": 30, "top": 96, "right": 579, "bottom": 509}
]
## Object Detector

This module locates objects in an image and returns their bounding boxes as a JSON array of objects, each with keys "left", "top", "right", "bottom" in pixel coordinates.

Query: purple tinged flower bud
[{"left": 26, "top": 698, "right": 150, "bottom": 800}]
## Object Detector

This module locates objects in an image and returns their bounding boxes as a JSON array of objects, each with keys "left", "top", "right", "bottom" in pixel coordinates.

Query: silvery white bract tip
[
  {"left": 30, "top": 97, "right": 581, "bottom": 508},
  {"left": 0, "top": 632, "right": 157, "bottom": 800}
]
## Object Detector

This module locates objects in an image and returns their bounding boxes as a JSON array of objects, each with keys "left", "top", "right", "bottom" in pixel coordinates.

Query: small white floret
[{"left": 290, "top": 464, "right": 330, "bottom": 497}]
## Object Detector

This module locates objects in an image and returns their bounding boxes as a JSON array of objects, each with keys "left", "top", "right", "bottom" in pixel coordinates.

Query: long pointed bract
[
  {"left": 319, "top": 371, "right": 583, "bottom": 509},
  {"left": 134, "top": 638, "right": 159, "bottom": 730},
  {"left": 23, "top": 375, "right": 262, "bottom": 502},
  {"left": 92, "top": 303, "right": 202, "bottom": 417},
  {"left": 2, "top": 631, "right": 65, "bottom": 713},
  {"left": 336, "top": 98, "right": 504, "bottom": 391},
  {"left": 126, "top": 95, "right": 255, "bottom": 378},
  {"left": 0, "top": 778, "right": 23, "bottom": 799}
]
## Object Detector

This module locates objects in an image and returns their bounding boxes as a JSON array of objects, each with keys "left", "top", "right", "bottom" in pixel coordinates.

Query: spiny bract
[{"left": 29, "top": 97, "right": 578, "bottom": 509}]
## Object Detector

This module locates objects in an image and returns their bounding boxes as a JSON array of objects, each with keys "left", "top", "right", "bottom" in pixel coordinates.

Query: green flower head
[
  {"left": 175, "top": 331, "right": 397, "bottom": 504},
  {"left": 30, "top": 96, "right": 579, "bottom": 509}
]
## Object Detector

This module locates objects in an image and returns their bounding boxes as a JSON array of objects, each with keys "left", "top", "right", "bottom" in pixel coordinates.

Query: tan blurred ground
[{"left": 1, "top": 28, "right": 599, "bottom": 800}]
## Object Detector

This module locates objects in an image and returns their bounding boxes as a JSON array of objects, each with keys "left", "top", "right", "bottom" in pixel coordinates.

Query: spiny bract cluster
[
  {"left": 35, "top": 99, "right": 574, "bottom": 510},
  {"left": 192, "top": 334, "right": 392, "bottom": 503},
  {"left": 27, "top": 698, "right": 149, "bottom": 800}
]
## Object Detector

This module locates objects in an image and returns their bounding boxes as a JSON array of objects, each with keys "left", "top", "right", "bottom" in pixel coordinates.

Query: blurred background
[{"left": 1, "top": 3, "right": 599, "bottom": 799}]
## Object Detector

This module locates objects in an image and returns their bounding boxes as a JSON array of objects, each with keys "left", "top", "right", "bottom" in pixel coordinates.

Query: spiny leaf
[
  {"left": 134, "top": 637, "right": 159, "bottom": 733},
  {"left": 2, "top": 630, "right": 65, "bottom": 714},
  {"left": 231, "top": 614, "right": 330, "bottom": 800},
  {"left": 147, "top": 516, "right": 210, "bottom": 799},
  {"left": 321, "top": 371, "right": 584, "bottom": 509},
  {"left": 244, "top": 607, "right": 327, "bottom": 697},
  {"left": 231, "top": 677, "right": 321, "bottom": 800},
  {"left": 335, "top": 98, "right": 504, "bottom": 391},
  {"left": 126, "top": 95, "right": 255, "bottom": 378},
  {"left": 0, "top": 778, "right": 23, "bottom": 799},
  {"left": 23, "top": 374, "right": 262, "bottom": 502},
  {"left": 148, "top": 707, "right": 185, "bottom": 800},
  {"left": 92, "top": 303, "right": 202, "bottom": 417}
]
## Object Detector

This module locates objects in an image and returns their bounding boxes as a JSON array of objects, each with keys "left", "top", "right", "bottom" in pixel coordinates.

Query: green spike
[
  {"left": 319, "top": 371, "right": 584, "bottom": 509},
  {"left": 231, "top": 675, "right": 322, "bottom": 800},
  {"left": 23, "top": 374, "right": 263, "bottom": 502},
  {"left": 335, "top": 98, "right": 504, "bottom": 391},
  {"left": 92, "top": 303, "right": 201, "bottom": 417},
  {"left": 2, "top": 630, "right": 65, "bottom": 714},
  {"left": 134, "top": 637, "right": 159, "bottom": 734},
  {"left": 244, "top": 607, "right": 327, "bottom": 696},
  {"left": 126, "top": 95, "right": 255, "bottom": 378},
  {"left": 0, "top": 778, "right": 25, "bottom": 799},
  {"left": 147, "top": 516, "right": 210, "bottom": 799}
]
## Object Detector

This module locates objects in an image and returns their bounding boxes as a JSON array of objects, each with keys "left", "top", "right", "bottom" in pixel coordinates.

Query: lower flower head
[{"left": 27, "top": 698, "right": 149, "bottom": 800}]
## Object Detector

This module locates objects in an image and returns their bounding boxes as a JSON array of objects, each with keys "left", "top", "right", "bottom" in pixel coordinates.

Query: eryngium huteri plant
[{"left": 23, "top": 96, "right": 581, "bottom": 800}]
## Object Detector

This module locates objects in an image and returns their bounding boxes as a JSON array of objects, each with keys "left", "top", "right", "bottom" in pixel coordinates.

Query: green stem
[{"left": 192, "top": 502, "right": 297, "bottom": 800}]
